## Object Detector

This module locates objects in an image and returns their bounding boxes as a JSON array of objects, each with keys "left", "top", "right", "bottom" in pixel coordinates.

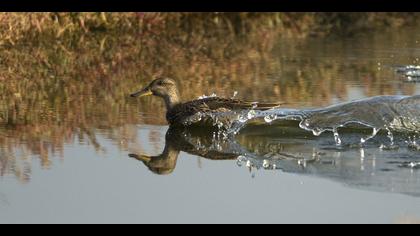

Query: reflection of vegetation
[{"left": 0, "top": 13, "right": 419, "bottom": 181}]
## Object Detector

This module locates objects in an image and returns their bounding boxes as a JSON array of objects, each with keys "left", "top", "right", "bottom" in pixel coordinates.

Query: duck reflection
[
  {"left": 129, "top": 123, "right": 420, "bottom": 197},
  {"left": 129, "top": 127, "right": 238, "bottom": 175}
]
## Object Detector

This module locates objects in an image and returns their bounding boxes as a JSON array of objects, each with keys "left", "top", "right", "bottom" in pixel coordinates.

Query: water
[
  {"left": 180, "top": 95, "right": 420, "bottom": 149},
  {"left": 1, "top": 25, "right": 420, "bottom": 223}
]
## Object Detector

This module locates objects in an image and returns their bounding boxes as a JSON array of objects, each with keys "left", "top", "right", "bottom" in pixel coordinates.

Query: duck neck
[{"left": 164, "top": 91, "right": 181, "bottom": 110}]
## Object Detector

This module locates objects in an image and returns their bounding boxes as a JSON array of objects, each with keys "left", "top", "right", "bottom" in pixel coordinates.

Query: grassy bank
[{"left": 1, "top": 13, "right": 418, "bottom": 45}]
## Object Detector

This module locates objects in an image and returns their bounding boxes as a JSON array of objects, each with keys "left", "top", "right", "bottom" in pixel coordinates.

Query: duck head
[{"left": 130, "top": 77, "right": 181, "bottom": 109}]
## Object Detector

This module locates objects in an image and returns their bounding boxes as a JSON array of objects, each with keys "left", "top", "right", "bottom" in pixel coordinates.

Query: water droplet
[
  {"left": 333, "top": 128, "right": 342, "bottom": 146},
  {"left": 399, "top": 161, "right": 420, "bottom": 169},
  {"left": 409, "top": 162, "right": 418, "bottom": 168},
  {"left": 247, "top": 110, "right": 257, "bottom": 119},
  {"left": 246, "top": 160, "right": 252, "bottom": 168},
  {"left": 361, "top": 127, "right": 379, "bottom": 144},
  {"left": 264, "top": 114, "right": 277, "bottom": 123},
  {"left": 387, "top": 128, "right": 394, "bottom": 146},
  {"left": 238, "top": 115, "right": 248, "bottom": 123},
  {"left": 312, "top": 128, "right": 323, "bottom": 136},
  {"left": 407, "top": 136, "right": 420, "bottom": 151},
  {"left": 197, "top": 93, "right": 217, "bottom": 100},
  {"left": 262, "top": 160, "right": 270, "bottom": 169},
  {"left": 298, "top": 159, "right": 306, "bottom": 168},
  {"left": 380, "top": 144, "right": 399, "bottom": 150},
  {"left": 231, "top": 91, "right": 238, "bottom": 99}
]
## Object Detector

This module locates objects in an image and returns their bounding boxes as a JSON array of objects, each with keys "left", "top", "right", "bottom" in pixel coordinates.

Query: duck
[{"left": 130, "top": 77, "right": 284, "bottom": 127}]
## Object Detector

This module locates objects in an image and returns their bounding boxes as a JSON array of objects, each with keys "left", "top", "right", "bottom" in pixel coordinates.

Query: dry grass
[{"left": 1, "top": 12, "right": 418, "bottom": 46}]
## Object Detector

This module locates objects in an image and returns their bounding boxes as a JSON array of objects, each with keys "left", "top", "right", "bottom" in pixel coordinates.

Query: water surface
[{"left": 1, "top": 26, "right": 420, "bottom": 223}]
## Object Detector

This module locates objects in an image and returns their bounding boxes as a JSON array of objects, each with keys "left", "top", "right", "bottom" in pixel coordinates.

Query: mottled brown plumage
[{"left": 130, "top": 77, "right": 284, "bottom": 126}]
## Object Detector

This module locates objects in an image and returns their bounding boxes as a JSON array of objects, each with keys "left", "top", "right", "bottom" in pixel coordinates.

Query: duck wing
[
  {"left": 167, "top": 97, "right": 284, "bottom": 125},
  {"left": 202, "top": 97, "right": 284, "bottom": 111}
]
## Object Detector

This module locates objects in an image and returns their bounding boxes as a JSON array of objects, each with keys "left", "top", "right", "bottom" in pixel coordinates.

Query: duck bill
[{"left": 130, "top": 88, "right": 153, "bottom": 98}]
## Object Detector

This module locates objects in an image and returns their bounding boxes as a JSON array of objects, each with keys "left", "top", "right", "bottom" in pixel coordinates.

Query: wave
[{"left": 183, "top": 95, "right": 420, "bottom": 148}]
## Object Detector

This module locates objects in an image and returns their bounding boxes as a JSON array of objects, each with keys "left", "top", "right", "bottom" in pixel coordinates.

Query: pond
[{"left": 1, "top": 24, "right": 420, "bottom": 223}]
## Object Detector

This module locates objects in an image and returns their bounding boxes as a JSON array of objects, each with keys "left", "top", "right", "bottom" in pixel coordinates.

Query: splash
[
  {"left": 182, "top": 95, "right": 420, "bottom": 148},
  {"left": 398, "top": 162, "right": 420, "bottom": 169},
  {"left": 264, "top": 114, "right": 277, "bottom": 123},
  {"left": 231, "top": 91, "right": 238, "bottom": 99},
  {"left": 333, "top": 128, "right": 342, "bottom": 146},
  {"left": 407, "top": 136, "right": 420, "bottom": 151},
  {"left": 197, "top": 93, "right": 218, "bottom": 100},
  {"left": 361, "top": 128, "right": 380, "bottom": 144}
]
